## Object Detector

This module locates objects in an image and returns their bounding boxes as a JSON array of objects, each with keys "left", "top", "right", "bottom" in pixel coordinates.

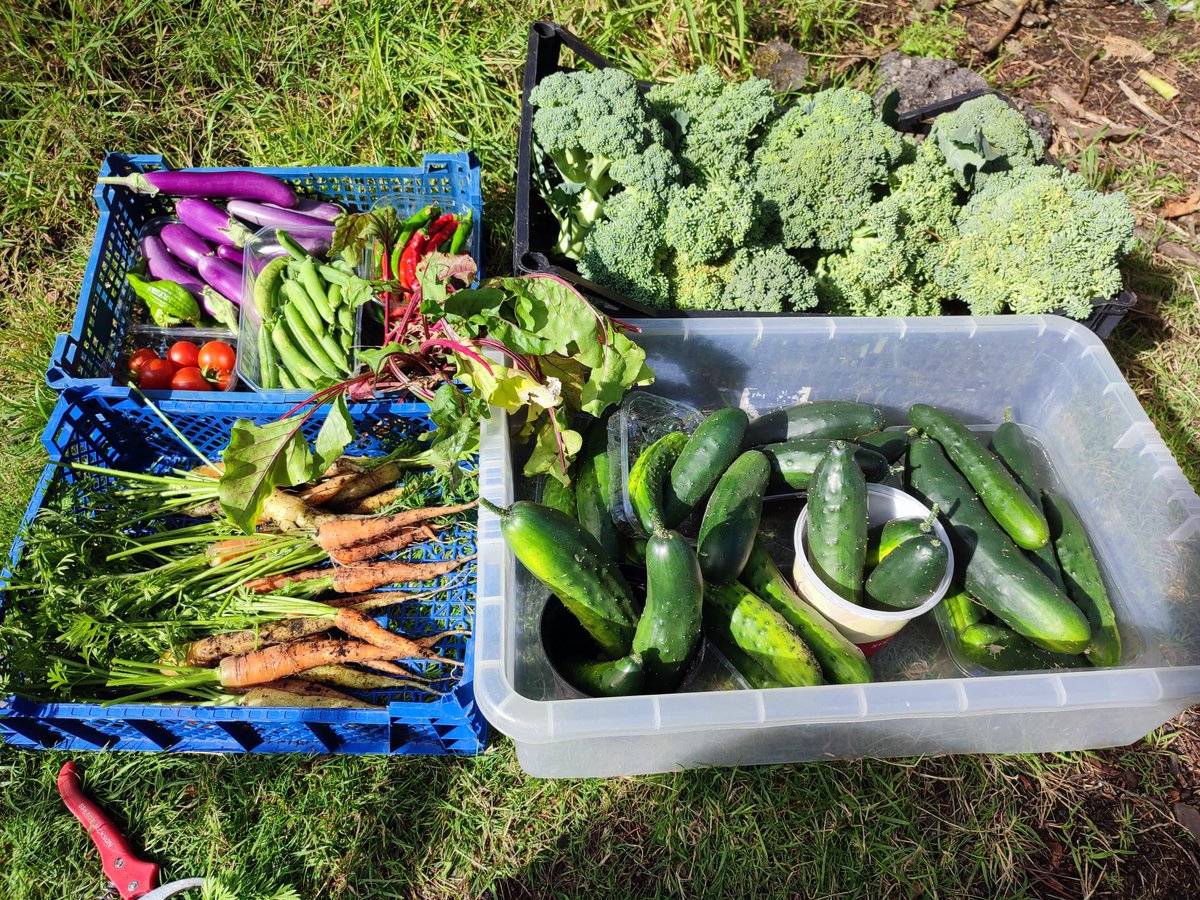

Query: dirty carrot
[
  {"left": 326, "top": 525, "right": 438, "bottom": 565},
  {"left": 315, "top": 502, "right": 476, "bottom": 553},
  {"left": 297, "top": 665, "right": 442, "bottom": 693},
  {"left": 217, "top": 638, "right": 414, "bottom": 688},
  {"left": 184, "top": 617, "right": 333, "bottom": 667}
]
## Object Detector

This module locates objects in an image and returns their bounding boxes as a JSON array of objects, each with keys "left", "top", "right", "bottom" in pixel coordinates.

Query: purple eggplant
[
  {"left": 227, "top": 199, "right": 337, "bottom": 233},
  {"left": 216, "top": 243, "right": 244, "bottom": 265},
  {"left": 197, "top": 255, "right": 244, "bottom": 306},
  {"left": 251, "top": 234, "right": 332, "bottom": 269},
  {"left": 159, "top": 223, "right": 215, "bottom": 269},
  {"left": 265, "top": 197, "right": 345, "bottom": 221},
  {"left": 141, "top": 235, "right": 204, "bottom": 300},
  {"left": 176, "top": 198, "right": 255, "bottom": 248},
  {"left": 97, "top": 169, "right": 297, "bottom": 207}
]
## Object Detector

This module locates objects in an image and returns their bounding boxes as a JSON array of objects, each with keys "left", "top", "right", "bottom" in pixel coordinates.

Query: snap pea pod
[
  {"left": 271, "top": 318, "right": 325, "bottom": 385},
  {"left": 326, "top": 282, "right": 342, "bottom": 311},
  {"left": 298, "top": 258, "right": 334, "bottom": 324},
  {"left": 277, "top": 365, "right": 298, "bottom": 390},
  {"left": 337, "top": 304, "right": 355, "bottom": 352},
  {"left": 258, "top": 319, "right": 280, "bottom": 390},
  {"left": 276, "top": 230, "right": 309, "bottom": 261},
  {"left": 252, "top": 256, "right": 287, "bottom": 318},
  {"left": 317, "top": 264, "right": 351, "bottom": 286},
  {"left": 282, "top": 280, "right": 326, "bottom": 337},
  {"left": 282, "top": 301, "right": 344, "bottom": 379}
]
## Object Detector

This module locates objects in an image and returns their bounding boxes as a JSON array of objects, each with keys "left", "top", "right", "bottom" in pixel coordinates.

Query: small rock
[
  {"left": 874, "top": 51, "right": 987, "bottom": 115},
  {"left": 1021, "top": 12, "right": 1051, "bottom": 27},
  {"left": 752, "top": 38, "right": 809, "bottom": 93}
]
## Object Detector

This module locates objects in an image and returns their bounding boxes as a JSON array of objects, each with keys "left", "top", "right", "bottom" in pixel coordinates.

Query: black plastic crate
[{"left": 513, "top": 21, "right": 1137, "bottom": 336}]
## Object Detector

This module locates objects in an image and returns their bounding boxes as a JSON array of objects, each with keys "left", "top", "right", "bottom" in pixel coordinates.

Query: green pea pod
[
  {"left": 298, "top": 258, "right": 334, "bottom": 324},
  {"left": 253, "top": 257, "right": 287, "bottom": 319},
  {"left": 275, "top": 230, "right": 309, "bottom": 261},
  {"left": 282, "top": 301, "right": 344, "bottom": 379},
  {"left": 271, "top": 318, "right": 325, "bottom": 385},
  {"left": 448, "top": 209, "right": 474, "bottom": 255},
  {"left": 277, "top": 365, "right": 298, "bottom": 390},
  {"left": 325, "top": 282, "right": 342, "bottom": 311},
  {"left": 317, "top": 264, "right": 351, "bottom": 286},
  {"left": 337, "top": 303, "right": 355, "bottom": 352},
  {"left": 258, "top": 320, "right": 280, "bottom": 390},
  {"left": 126, "top": 272, "right": 201, "bottom": 327},
  {"left": 281, "top": 279, "right": 326, "bottom": 337}
]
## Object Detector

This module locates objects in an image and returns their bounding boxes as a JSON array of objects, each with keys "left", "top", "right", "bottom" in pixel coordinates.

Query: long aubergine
[
  {"left": 98, "top": 169, "right": 297, "bottom": 207},
  {"left": 197, "top": 256, "right": 244, "bottom": 305},
  {"left": 908, "top": 404, "right": 1049, "bottom": 550},
  {"left": 989, "top": 411, "right": 1065, "bottom": 590},
  {"left": 159, "top": 223, "right": 215, "bottom": 269},
  {"left": 216, "top": 244, "right": 244, "bottom": 264},
  {"left": 176, "top": 198, "right": 256, "bottom": 248},
  {"left": 483, "top": 499, "right": 637, "bottom": 659},
  {"left": 907, "top": 436, "right": 1090, "bottom": 654},
  {"left": 141, "top": 235, "right": 204, "bottom": 300},
  {"left": 227, "top": 200, "right": 338, "bottom": 234},
  {"left": 265, "top": 197, "right": 346, "bottom": 221}
]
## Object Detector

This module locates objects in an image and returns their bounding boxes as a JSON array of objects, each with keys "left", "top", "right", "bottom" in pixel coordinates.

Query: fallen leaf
[
  {"left": 1103, "top": 36, "right": 1155, "bottom": 63},
  {"left": 1163, "top": 191, "right": 1200, "bottom": 219},
  {"left": 1158, "top": 241, "right": 1200, "bottom": 266},
  {"left": 1117, "top": 79, "right": 1172, "bottom": 126},
  {"left": 1174, "top": 803, "right": 1200, "bottom": 843},
  {"left": 1048, "top": 85, "right": 1139, "bottom": 136}
]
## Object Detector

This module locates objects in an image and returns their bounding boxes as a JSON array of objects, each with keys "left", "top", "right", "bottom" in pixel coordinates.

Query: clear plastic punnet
[{"left": 475, "top": 316, "right": 1200, "bottom": 778}]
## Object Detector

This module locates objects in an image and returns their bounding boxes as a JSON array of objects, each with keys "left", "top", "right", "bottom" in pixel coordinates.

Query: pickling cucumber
[
  {"left": 988, "top": 410, "right": 1065, "bottom": 590},
  {"left": 760, "top": 439, "right": 891, "bottom": 491},
  {"left": 628, "top": 431, "right": 688, "bottom": 535},
  {"left": 746, "top": 399, "right": 885, "bottom": 446},
  {"left": 741, "top": 538, "right": 874, "bottom": 684},
  {"left": 908, "top": 403, "right": 1049, "bottom": 551},
  {"left": 704, "top": 581, "right": 824, "bottom": 687},
  {"left": 1043, "top": 491, "right": 1121, "bottom": 667},
  {"left": 711, "top": 637, "right": 788, "bottom": 690},
  {"left": 805, "top": 442, "right": 868, "bottom": 604},
  {"left": 633, "top": 529, "right": 704, "bottom": 692},
  {"left": 907, "top": 436, "right": 1090, "bottom": 654},
  {"left": 959, "top": 623, "right": 1086, "bottom": 672},
  {"left": 663, "top": 407, "right": 748, "bottom": 526},
  {"left": 854, "top": 430, "right": 910, "bottom": 463},
  {"left": 864, "top": 533, "right": 948, "bottom": 610},
  {"left": 937, "top": 589, "right": 987, "bottom": 635},
  {"left": 865, "top": 506, "right": 937, "bottom": 569},
  {"left": 559, "top": 651, "right": 646, "bottom": 697},
  {"left": 483, "top": 499, "right": 637, "bottom": 659},
  {"left": 696, "top": 450, "right": 770, "bottom": 584}
]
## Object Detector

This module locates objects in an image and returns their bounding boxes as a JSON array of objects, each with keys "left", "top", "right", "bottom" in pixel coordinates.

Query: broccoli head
[
  {"left": 754, "top": 88, "right": 906, "bottom": 252},
  {"left": 529, "top": 68, "right": 676, "bottom": 258},
  {"left": 934, "top": 166, "right": 1136, "bottom": 318},
  {"left": 577, "top": 189, "right": 672, "bottom": 310},
  {"left": 663, "top": 174, "right": 761, "bottom": 266},
  {"left": 671, "top": 260, "right": 730, "bottom": 311},
  {"left": 721, "top": 246, "right": 818, "bottom": 313},
  {"left": 928, "top": 94, "right": 1045, "bottom": 189},
  {"left": 647, "top": 65, "right": 778, "bottom": 184}
]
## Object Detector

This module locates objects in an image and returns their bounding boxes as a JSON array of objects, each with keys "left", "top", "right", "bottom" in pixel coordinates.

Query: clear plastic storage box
[{"left": 474, "top": 316, "right": 1200, "bottom": 778}]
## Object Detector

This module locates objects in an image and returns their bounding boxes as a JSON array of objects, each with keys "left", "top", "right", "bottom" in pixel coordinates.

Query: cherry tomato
[
  {"left": 167, "top": 340, "right": 200, "bottom": 370},
  {"left": 215, "top": 370, "right": 234, "bottom": 390},
  {"left": 171, "top": 366, "right": 212, "bottom": 392},
  {"left": 138, "top": 358, "right": 176, "bottom": 390},
  {"left": 127, "top": 348, "right": 158, "bottom": 375},
  {"left": 197, "top": 341, "right": 236, "bottom": 375}
]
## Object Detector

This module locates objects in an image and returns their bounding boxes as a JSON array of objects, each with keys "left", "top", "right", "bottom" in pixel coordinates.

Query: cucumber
[
  {"left": 575, "top": 421, "right": 623, "bottom": 562},
  {"left": 865, "top": 506, "right": 936, "bottom": 569},
  {"left": 936, "top": 589, "right": 987, "bottom": 635},
  {"left": 760, "top": 439, "right": 891, "bottom": 491},
  {"left": 746, "top": 399, "right": 884, "bottom": 446},
  {"left": 703, "top": 581, "right": 823, "bottom": 687},
  {"left": 988, "top": 411, "right": 1065, "bottom": 590},
  {"left": 1043, "top": 491, "right": 1121, "bottom": 667},
  {"left": 663, "top": 407, "right": 748, "bottom": 526},
  {"left": 854, "top": 430, "right": 910, "bottom": 463},
  {"left": 627, "top": 431, "right": 688, "bottom": 535},
  {"left": 483, "top": 499, "right": 637, "bottom": 658},
  {"left": 805, "top": 441, "right": 868, "bottom": 604},
  {"left": 539, "top": 474, "right": 577, "bottom": 518},
  {"left": 741, "top": 538, "right": 874, "bottom": 684},
  {"left": 959, "top": 623, "right": 1086, "bottom": 672},
  {"left": 559, "top": 651, "right": 646, "bottom": 697},
  {"left": 864, "top": 534, "right": 948, "bottom": 610},
  {"left": 907, "top": 437, "right": 1091, "bottom": 654},
  {"left": 696, "top": 450, "right": 770, "bottom": 584},
  {"left": 908, "top": 404, "right": 1050, "bottom": 551},
  {"left": 633, "top": 530, "right": 704, "bottom": 692},
  {"left": 710, "top": 637, "right": 788, "bottom": 690}
]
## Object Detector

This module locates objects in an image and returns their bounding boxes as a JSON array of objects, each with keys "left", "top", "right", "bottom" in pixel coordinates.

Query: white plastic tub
[{"left": 474, "top": 316, "right": 1200, "bottom": 778}]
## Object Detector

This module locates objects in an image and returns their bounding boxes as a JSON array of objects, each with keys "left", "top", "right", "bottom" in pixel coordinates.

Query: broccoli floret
[
  {"left": 671, "top": 260, "right": 731, "bottom": 311},
  {"left": 647, "top": 66, "right": 778, "bottom": 184},
  {"left": 754, "top": 88, "right": 906, "bottom": 252},
  {"left": 577, "top": 190, "right": 672, "bottom": 309},
  {"left": 530, "top": 68, "right": 675, "bottom": 258},
  {"left": 935, "top": 166, "right": 1136, "bottom": 318},
  {"left": 722, "top": 246, "right": 818, "bottom": 313},
  {"left": 928, "top": 94, "right": 1045, "bottom": 189},
  {"left": 663, "top": 175, "right": 760, "bottom": 266}
]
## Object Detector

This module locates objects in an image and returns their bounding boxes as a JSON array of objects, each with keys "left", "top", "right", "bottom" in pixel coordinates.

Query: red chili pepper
[
  {"left": 424, "top": 221, "right": 458, "bottom": 255},
  {"left": 400, "top": 230, "right": 427, "bottom": 291},
  {"left": 428, "top": 213, "right": 456, "bottom": 233}
]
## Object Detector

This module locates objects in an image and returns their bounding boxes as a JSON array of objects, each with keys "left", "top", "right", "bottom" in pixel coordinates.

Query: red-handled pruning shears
[{"left": 57, "top": 761, "right": 206, "bottom": 900}]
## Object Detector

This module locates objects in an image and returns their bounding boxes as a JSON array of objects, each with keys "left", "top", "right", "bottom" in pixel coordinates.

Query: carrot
[
  {"left": 330, "top": 608, "right": 430, "bottom": 659},
  {"left": 315, "top": 501, "right": 476, "bottom": 552},
  {"left": 297, "top": 665, "right": 443, "bottom": 693},
  {"left": 416, "top": 629, "right": 470, "bottom": 650},
  {"left": 321, "top": 584, "right": 451, "bottom": 610},
  {"left": 190, "top": 463, "right": 225, "bottom": 479},
  {"left": 331, "top": 555, "right": 475, "bottom": 594},
  {"left": 240, "top": 677, "right": 367, "bottom": 702},
  {"left": 206, "top": 536, "right": 279, "bottom": 567},
  {"left": 184, "top": 617, "right": 333, "bottom": 667},
  {"left": 217, "top": 638, "right": 411, "bottom": 688},
  {"left": 359, "top": 659, "right": 426, "bottom": 678},
  {"left": 238, "top": 684, "right": 380, "bottom": 709},
  {"left": 334, "top": 484, "right": 411, "bottom": 515},
  {"left": 326, "top": 525, "right": 438, "bottom": 565},
  {"left": 243, "top": 567, "right": 332, "bottom": 594}
]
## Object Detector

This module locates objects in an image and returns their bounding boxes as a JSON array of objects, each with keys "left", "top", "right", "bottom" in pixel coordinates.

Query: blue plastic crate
[
  {"left": 48, "top": 151, "right": 484, "bottom": 401},
  {"left": 0, "top": 392, "right": 487, "bottom": 755}
]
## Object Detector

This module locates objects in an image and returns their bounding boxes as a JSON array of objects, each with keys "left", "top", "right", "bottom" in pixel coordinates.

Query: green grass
[{"left": 2, "top": 1, "right": 1200, "bottom": 898}]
